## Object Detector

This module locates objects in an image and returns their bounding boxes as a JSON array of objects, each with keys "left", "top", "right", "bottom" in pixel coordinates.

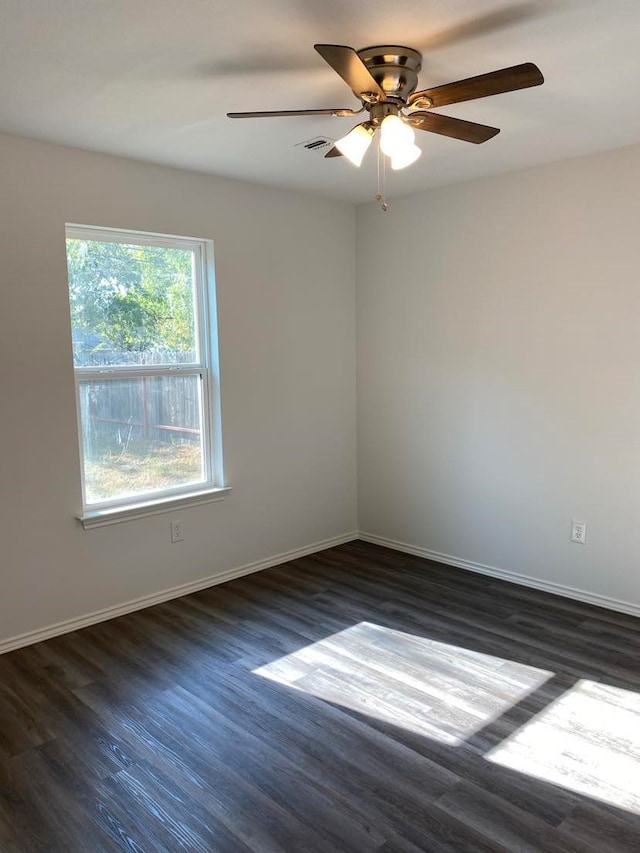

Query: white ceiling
[{"left": 1, "top": 0, "right": 639, "bottom": 203}]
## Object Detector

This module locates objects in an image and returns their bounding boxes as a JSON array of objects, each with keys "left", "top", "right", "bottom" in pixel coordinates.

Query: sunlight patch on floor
[
  {"left": 253, "top": 621, "right": 552, "bottom": 745},
  {"left": 486, "top": 679, "right": 640, "bottom": 814}
]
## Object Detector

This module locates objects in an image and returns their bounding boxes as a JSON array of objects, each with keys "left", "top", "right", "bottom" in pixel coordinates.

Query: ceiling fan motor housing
[{"left": 357, "top": 45, "right": 423, "bottom": 104}]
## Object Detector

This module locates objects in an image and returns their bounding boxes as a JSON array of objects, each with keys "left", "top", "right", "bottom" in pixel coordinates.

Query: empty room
[{"left": 1, "top": 1, "right": 640, "bottom": 850}]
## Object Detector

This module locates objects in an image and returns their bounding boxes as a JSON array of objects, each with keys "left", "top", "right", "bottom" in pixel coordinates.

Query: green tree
[{"left": 66, "top": 239, "right": 195, "bottom": 361}]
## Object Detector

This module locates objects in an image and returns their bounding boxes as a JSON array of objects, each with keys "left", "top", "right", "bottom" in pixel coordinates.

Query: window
[{"left": 65, "top": 225, "right": 226, "bottom": 526}]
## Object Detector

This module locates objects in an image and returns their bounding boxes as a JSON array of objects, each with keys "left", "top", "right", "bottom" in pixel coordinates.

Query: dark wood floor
[{"left": 1, "top": 541, "right": 640, "bottom": 852}]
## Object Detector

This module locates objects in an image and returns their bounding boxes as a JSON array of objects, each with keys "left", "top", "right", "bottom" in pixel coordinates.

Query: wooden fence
[{"left": 78, "top": 351, "right": 202, "bottom": 452}]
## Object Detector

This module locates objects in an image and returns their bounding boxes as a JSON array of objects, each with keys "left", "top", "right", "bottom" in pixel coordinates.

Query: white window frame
[{"left": 66, "top": 224, "right": 229, "bottom": 528}]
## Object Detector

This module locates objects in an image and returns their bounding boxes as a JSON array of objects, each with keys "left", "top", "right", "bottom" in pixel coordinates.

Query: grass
[{"left": 85, "top": 439, "right": 202, "bottom": 502}]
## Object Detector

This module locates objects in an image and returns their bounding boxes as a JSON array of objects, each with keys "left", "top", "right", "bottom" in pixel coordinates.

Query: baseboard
[
  {"left": 6, "top": 529, "right": 637, "bottom": 655},
  {"left": 0, "top": 531, "right": 358, "bottom": 655},
  {"left": 358, "top": 531, "right": 640, "bottom": 620}
]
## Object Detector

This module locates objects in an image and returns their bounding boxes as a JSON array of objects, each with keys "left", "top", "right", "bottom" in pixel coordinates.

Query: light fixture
[
  {"left": 335, "top": 108, "right": 424, "bottom": 209},
  {"left": 390, "top": 143, "right": 422, "bottom": 170},
  {"left": 335, "top": 123, "right": 374, "bottom": 167},
  {"left": 379, "top": 114, "right": 422, "bottom": 170},
  {"left": 379, "top": 114, "right": 415, "bottom": 156}
]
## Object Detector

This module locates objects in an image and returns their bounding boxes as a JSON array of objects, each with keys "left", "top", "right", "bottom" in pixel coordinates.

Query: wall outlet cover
[
  {"left": 570, "top": 519, "right": 586, "bottom": 544},
  {"left": 171, "top": 519, "right": 184, "bottom": 543}
]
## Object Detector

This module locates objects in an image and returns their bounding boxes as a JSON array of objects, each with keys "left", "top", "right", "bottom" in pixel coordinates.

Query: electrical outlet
[
  {"left": 171, "top": 519, "right": 184, "bottom": 543},
  {"left": 570, "top": 519, "right": 586, "bottom": 544}
]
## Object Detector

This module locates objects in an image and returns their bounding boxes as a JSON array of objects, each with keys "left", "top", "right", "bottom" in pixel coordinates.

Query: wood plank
[{"left": 0, "top": 540, "right": 639, "bottom": 851}]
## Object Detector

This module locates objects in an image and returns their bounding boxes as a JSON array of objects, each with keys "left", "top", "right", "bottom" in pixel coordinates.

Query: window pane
[
  {"left": 79, "top": 375, "right": 205, "bottom": 504},
  {"left": 66, "top": 239, "right": 197, "bottom": 367}
]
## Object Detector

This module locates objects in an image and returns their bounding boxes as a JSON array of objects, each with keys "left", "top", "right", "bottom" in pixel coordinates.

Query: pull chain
[{"left": 374, "top": 133, "right": 388, "bottom": 212}]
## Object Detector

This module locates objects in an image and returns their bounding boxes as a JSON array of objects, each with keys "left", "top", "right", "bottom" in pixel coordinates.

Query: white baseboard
[
  {"left": 359, "top": 531, "right": 640, "bottom": 620},
  {"left": 5, "top": 529, "right": 637, "bottom": 655},
  {"left": 0, "top": 531, "right": 358, "bottom": 655}
]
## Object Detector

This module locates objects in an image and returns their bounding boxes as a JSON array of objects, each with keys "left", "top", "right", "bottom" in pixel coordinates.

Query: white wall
[
  {"left": 0, "top": 133, "right": 357, "bottom": 647},
  {"left": 3, "top": 131, "right": 639, "bottom": 650},
  {"left": 357, "top": 143, "right": 640, "bottom": 611}
]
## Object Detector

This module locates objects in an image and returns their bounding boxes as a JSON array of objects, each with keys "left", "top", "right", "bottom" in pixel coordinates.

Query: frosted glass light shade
[
  {"left": 379, "top": 115, "right": 415, "bottom": 156},
  {"left": 391, "top": 143, "right": 422, "bottom": 170},
  {"left": 335, "top": 124, "right": 374, "bottom": 167}
]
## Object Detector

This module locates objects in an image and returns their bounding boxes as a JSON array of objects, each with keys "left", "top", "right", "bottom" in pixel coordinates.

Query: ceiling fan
[{"left": 228, "top": 44, "right": 544, "bottom": 174}]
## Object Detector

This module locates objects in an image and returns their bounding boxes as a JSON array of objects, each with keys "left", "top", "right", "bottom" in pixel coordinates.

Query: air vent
[{"left": 295, "top": 136, "right": 335, "bottom": 155}]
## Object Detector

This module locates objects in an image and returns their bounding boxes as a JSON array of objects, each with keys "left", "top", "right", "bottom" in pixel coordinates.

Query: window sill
[{"left": 78, "top": 486, "right": 232, "bottom": 529}]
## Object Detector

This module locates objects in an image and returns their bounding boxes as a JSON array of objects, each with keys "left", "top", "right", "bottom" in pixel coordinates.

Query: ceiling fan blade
[
  {"left": 227, "top": 107, "right": 361, "bottom": 119},
  {"left": 405, "top": 111, "right": 500, "bottom": 144},
  {"left": 324, "top": 146, "right": 344, "bottom": 158},
  {"left": 314, "top": 44, "right": 387, "bottom": 101},
  {"left": 408, "top": 63, "right": 543, "bottom": 108}
]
